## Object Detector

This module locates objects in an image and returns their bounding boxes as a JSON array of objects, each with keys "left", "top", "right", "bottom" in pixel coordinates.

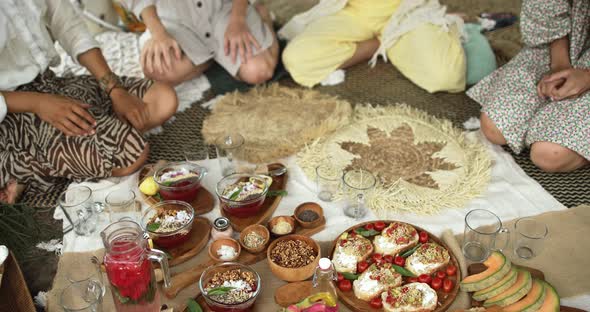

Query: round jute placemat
[
  {"left": 202, "top": 84, "right": 353, "bottom": 163},
  {"left": 297, "top": 105, "right": 492, "bottom": 216}
]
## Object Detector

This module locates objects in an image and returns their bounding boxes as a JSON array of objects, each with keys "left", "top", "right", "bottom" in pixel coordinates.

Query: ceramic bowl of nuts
[
  {"left": 293, "top": 202, "right": 324, "bottom": 229},
  {"left": 209, "top": 238, "right": 241, "bottom": 262},
  {"left": 239, "top": 224, "right": 270, "bottom": 254},
  {"left": 268, "top": 215, "right": 296, "bottom": 237},
  {"left": 267, "top": 234, "right": 321, "bottom": 282}
]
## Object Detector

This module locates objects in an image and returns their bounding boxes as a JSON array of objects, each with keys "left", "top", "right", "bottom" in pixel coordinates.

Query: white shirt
[{"left": 0, "top": 0, "right": 99, "bottom": 123}]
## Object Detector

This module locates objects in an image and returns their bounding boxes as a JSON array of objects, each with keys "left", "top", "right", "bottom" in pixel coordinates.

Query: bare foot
[{"left": 0, "top": 180, "right": 18, "bottom": 204}]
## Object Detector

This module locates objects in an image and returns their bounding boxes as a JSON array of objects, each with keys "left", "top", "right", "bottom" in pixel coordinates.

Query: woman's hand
[
  {"left": 537, "top": 74, "right": 565, "bottom": 99},
  {"left": 543, "top": 68, "right": 590, "bottom": 101},
  {"left": 110, "top": 88, "right": 150, "bottom": 131},
  {"left": 141, "top": 31, "right": 182, "bottom": 75},
  {"left": 35, "top": 94, "right": 96, "bottom": 136},
  {"left": 224, "top": 17, "right": 261, "bottom": 64}
]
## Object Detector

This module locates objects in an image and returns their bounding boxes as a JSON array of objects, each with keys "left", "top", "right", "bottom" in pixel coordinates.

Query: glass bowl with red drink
[
  {"left": 199, "top": 262, "right": 261, "bottom": 312},
  {"left": 153, "top": 162, "right": 206, "bottom": 203},
  {"left": 141, "top": 201, "right": 194, "bottom": 249},
  {"left": 216, "top": 174, "right": 270, "bottom": 218}
]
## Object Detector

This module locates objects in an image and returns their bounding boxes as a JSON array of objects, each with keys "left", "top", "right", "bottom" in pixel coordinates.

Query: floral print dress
[{"left": 467, "top": 0, "right": 590, "bottom": 159}]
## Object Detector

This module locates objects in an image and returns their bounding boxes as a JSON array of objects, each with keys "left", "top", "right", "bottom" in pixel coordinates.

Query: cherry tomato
[
  {"left": 374, "top": 221, "right": 386, "bottom": 232},
  {"left": 418, "top": 274, "right": 432, "bottom": 285},
  {"left": 443, "top": 278, "right": 454, "bottom": 292},
  {"left": 393, "top": 256, "right": 405, "bottom": 267},
  {"left": 338, "top": 279, "right": 352, "bottom": 292},
  {"left": 365, "top": 223, "right": 375, "bottom": 230},
  {"left": 383, "top": 255, "right": 394, "bottom": 263},
  {"left": 407, "top": 277, "right": 418, "bottom": 283},
  {"left": 369, "top": 297, "right": 383, "bottom": 309},
  {"left": 431, "top": 277, "right": 443, "bottom": 290},
  {"left": 446, "top": 264, "right": 457, "bottom": 277},
  {"left": 372, "top": 254, "right": 383, "bottom": 263},
  {"left": 337, "top": 273, "right": 344, "bottom": 282},
  {"left": 357, "top": 260, "right": 369, "bottom": 273},
  {"left": 436, "top": 271, "right": 447, "bottom": 279},
  {"left": 419, "top": 231, "right": 429, "bottom": 243}
]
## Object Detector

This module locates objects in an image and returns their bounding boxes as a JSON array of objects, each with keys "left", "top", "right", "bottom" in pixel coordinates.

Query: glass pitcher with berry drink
[{"left": 101, "top": 220, "right": 171, "bottom": 312}]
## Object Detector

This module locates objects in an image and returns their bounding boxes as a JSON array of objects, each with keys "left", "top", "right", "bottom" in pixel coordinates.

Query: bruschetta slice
[
  {"left": 405, "top": 242, "right": 450, "bottom": 276},
  {"left": 382, "top": 283, "right": 438, "bottom": 312},
  {"left": 332, "top": 232, "right": 373, "bottom": 274},
  {"left": 353, "top": 263, "right": 403, "bottom": 302},
  {"left": 373, "top": 222, "right": 419, "bottom": 256}
]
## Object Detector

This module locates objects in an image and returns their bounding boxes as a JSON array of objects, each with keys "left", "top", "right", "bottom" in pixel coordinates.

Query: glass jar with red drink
[
  {"left": 216, "top": 174, "right": 269, "bottom": 218},
  {"left": 154, "top": 162, "right": 207, "bottom": 203},
  {"left": 199, "top": 262, "right": 261, "bottom": 312},
  {"left": 101, "top": 220, "right": 171, "bottom": 312},
  {"left": 141, "top": 201, "right": 195, "bottom": 249}
]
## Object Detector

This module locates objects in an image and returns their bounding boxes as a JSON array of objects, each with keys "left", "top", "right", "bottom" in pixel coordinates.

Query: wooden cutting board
[
  {"left": 138, "top": 161, "right": 215, "bottom": 215},
  {"left": 163, "top": 217, "right": 211, "bottom": 267},
  {"left": 220, "top": 163, "right": 288, "bottom": 232},
  {"left": 468, "top": 263, "right": 585, "bottom": 312},
  {"left": 168, "top": 217, "right": 326, "bottom": 300}
]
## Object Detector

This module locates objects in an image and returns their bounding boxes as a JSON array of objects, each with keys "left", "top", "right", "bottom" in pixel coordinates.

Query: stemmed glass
[{"left": 342, "top": 169, "right": 376, "bottom": 219}]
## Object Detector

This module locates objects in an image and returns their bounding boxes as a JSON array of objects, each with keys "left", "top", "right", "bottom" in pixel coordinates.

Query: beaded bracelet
[{"left": 98, "top": 72, "right": 124, "bottom": 96}]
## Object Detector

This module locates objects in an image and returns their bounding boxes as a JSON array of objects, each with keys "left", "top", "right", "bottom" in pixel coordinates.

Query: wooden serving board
[
  {"left": 468, "top": 264, "right": 585, "bottom": 312},
  {"left": 169, "top": 217, "right": 326, "bottom": 300},
  {"left": 138, "top": 161, "right": 215, "bottom": 215},
  {"left": 220, "top": 163, "right": 288, "bottom": 232},
  {"left": 275, "top": 281, "right": 314, "bottom": 307},
  {"left": 160, "top": 217, "right": 211, "bottom": 267},
  {"left": 330, "top": 221, "right": 461, "bottom": 312}
]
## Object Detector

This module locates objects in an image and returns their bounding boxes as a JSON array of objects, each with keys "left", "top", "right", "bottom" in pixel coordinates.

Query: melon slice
[
  {"left": 503, "top": 278, "right": 545, "bottom": 312},
  {"left": 460, "top": 251, "right": 512, "bottom": 292},
  {"left": 473, "top": 266, "right": 518, "bottom": 301},
  {"left": 484, "top": 270, "right": 532, "bottom": 307},
  {"left": 537, "top": 281, "right": 560, "bottom": 312}
]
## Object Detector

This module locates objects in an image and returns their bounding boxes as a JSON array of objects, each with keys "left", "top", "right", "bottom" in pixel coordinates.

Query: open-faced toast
[
  {"left": 374, "top": 222, "right": 419, "bottom": 256},
  {"left": 381, "top": 282, "right": 438, "bottom": 312},
  {"left": 353, "top": 263, "right": 403, "bottom": 302},
  {"left": 332, "top": 232, "right": 374, "bottom": 274},
  {"left": 405, "top": 242, "right": 450, "bottom": 276}
]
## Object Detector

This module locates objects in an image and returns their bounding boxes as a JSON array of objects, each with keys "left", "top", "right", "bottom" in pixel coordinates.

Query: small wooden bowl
[
  {"left": 267, "top": 234, "right": 321, "bottom": 282},
  {"left": 208, "top": 238, "right": 241, "bottom": 262},
  {"left": 293, "top": 202, "right": 324, "bottom": 229},
  {"left": 268, "top": 215, "right": 296, "bottom": 236},
  {"left": 239, "top": 224, "right": 270, "bottom": 254}
]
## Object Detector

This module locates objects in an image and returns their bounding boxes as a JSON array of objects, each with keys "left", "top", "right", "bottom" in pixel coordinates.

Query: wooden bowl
[
  {"left": 239, "top": 224, "right": 270, "bottom": 254},
  {"left": 208, "top": 238, "right": 241, "bottom": 262},
  {"left": 268, "top": 215, "right": 296, "bottom": 236},
  {"left": 293, "top": 202, "right": 324, "bottom": 229},
  {"left": 267, "top": 234, "right": 321, "bottom": 282}
]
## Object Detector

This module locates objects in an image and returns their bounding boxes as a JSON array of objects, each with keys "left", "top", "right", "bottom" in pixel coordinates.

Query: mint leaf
[
  {"left": 187, "top": 299, "right": 203, "bottom": 312},
  {"left": 267, "top": 190, "right": 288, "bottom": 197},
  {"left": 400, "top": 244, "right": 420, "bottom": 258},
  {"left": 147, "top": 222, "right": 160, "bottom": 232},
  {"left": 341, "top": 272, "right": 359, "bottom": 280},
  {"left": 392, "top": 264, "right": 416, "bottom": 277},
  {"left": 206, "top": 286, "right": 235, "bottom": 296},
  {"left": 153, "top": 193, "right": 163, "bottom": 201},
  {"left": 354, "top": 228, "right": 379, "bottom": 237},
  {"left": 229, "top": 187, "right": 242, "bottom": 200}
]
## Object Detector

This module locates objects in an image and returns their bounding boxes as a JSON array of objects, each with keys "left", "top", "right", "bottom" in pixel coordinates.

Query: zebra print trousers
[{"left": 0, "top": 71, "right": 153, "bottom": 191}]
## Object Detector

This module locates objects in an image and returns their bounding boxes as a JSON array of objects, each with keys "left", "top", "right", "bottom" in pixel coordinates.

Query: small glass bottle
[
  {"left": 211, "top": 217, "right": 233, "bottom": 240},
  {"left": 310, "top": 258, "right": 339, "bottom": 311}
]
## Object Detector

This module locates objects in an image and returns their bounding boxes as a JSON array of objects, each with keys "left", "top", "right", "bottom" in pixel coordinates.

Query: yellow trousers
[{"left": 282, "top": 0, "right": 466, "bottom": 93}]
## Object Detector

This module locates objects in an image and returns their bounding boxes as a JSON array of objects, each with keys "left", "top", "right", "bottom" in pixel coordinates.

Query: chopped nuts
[{"left": 270, "top": 239, "right": 316, "bottom": 268}]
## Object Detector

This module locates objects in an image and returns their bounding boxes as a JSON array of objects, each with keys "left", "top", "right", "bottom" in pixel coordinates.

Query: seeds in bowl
[
  {"left": 205, "top": 269, "right": 257, "bottom": 304},
  {"left": 243, "top": 232, "right": 265, "bottom": 249},
  {"left": 270, "top": 239, "right": 316, "bottom": 268},
  {"left": 217, "top": 245, "right": 238, "bottom": 261},
  {"left": 147, "top": 209, "right": 191, "bottom": 233},
  {"left": 271, "top": 220, "right": 293, "bottom": 235},
  {"left": 297, "top": 210, "right": 319, "bottom": 222}
]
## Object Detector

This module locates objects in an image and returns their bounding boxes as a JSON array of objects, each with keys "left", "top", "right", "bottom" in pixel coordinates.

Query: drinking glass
[
  {"left": 342, "top": 169, "right": 376, "bottom": 219},
  {"left": 315, "top": 164, "right": 342, "bottom": 202},
  {"left": 66, "top": 256, "right": 106, "bottom": 297},
  {"left": 215, "top": 133, "right": 245, "bottom": 176},
  {"left": 184, "top": 145, "right": 215, "bottom": 164},
  {"left": 60, "top": 280, "right": 103, "bottom": 312},
  {"left": 59, "top": 186, "right": 98, "bottom": 236},
  {"left": 513, "top": 218, "right": 548, "bottom": 259},
  {"left": 462, "top": 209, "right": 510, "bottom": 262},
  {"left": 105, "top": 189, "right": 138, "bottom": 222}
]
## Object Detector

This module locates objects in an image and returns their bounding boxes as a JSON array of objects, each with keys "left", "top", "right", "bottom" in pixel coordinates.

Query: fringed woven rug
[
  {"left": 202, "top": 84, "right": 352, "bottom": 163},
  {"left": 297, "top": 105, "right": 492, "bottom": 216}
]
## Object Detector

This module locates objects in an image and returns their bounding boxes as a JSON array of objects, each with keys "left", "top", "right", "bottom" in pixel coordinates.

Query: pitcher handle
[
  {"left": 492, "top": 228, "right": 510, "bottom": 252},
  {"left": 147, "top": 248, "right": 171, "bottom": 288}
]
